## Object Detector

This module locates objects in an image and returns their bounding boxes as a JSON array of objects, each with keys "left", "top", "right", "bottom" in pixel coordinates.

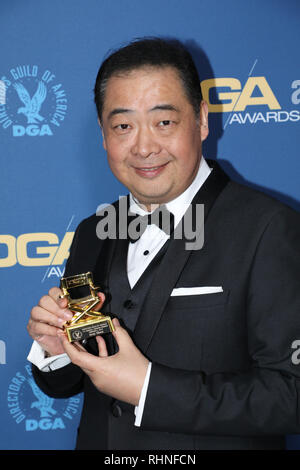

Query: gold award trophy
[{"left": 60, "top": 272, "right": 115, "bottom": 343}]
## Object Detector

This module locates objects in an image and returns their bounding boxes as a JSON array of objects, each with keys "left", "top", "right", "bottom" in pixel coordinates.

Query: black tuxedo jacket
[{"left": 32, "top": 160, "right": 300, "bottom": 450}]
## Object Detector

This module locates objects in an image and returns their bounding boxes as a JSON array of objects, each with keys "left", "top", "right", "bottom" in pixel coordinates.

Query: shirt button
[
  {"left": 111, "top": 403, "right": 122, "bottom": 418},
  {"left": 143, "top": 250, "right": 149, "bottom": 255},
  {"left": 123, "top": 299, "right": 134, "bottom": 309}
]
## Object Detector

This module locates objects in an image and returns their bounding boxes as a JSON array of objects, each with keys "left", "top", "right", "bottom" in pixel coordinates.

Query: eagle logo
[
  {"left": 13, "top": 81, "right": 47, "bottom": 124},
  {"left": 27, "top": 378, "right": 57, "bottom": 418}
]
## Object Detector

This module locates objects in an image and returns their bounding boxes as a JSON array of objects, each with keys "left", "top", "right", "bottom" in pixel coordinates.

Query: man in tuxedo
[{"left": 27, "top": 38, "right": 300, "bottom": 450}]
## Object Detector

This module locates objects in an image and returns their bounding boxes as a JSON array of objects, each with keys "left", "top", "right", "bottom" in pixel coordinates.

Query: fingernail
[{"left": 63, "top": 310, "right": 73, "bottom": 320}]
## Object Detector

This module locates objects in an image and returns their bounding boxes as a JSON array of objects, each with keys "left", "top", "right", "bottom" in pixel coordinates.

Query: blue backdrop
[{"left": 1, "top": 0, "right": 299, "bottom": 450}]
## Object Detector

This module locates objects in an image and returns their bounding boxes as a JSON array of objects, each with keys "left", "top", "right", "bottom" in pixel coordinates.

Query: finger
[
  {"left": 96, "top": 336, "right": 108, "bottom": 357},
  {"left": 30, "top": 305, "right": 67, "bottom": 329},
  {"left": 111, "top": 317, "right": 132, "bottom": 349},
  {"left": 27, "top": 318, "right": 60, "bottom": 340},
  {"left": 48, "top": 286, "right": 63, "bottom": 300},
  {"left": 38, "top": 294, "right": 73, "bottom": 322},
  {"left": 91, "top": 292, "right": 106, "bottom": 312},
  {"left": 112, "top": 317, "right": 120, "bottom": 328},
  {"left": 73, "top": 341, "right": 87, "bottom": 352},
  {"left": 48, "top": 286, "right": 69, "bottom": 309},
  {"left": 57, "top": 331, "right": 98, "bottom": 371}
]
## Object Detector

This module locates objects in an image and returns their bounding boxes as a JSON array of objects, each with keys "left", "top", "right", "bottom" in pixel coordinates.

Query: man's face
[{"left": 100, "top": 66, "right": 209, "bottom": 209}]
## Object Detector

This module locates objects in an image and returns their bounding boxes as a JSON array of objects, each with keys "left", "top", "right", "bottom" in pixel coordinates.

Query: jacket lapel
[
  {"left": 133, "top": 159, "right": 230, "bottom": 353},
  {"left": 94, "top": 197, "right": 130, "bottom": 310}
]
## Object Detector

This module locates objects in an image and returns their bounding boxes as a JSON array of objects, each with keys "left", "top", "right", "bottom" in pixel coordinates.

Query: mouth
[{"left": 133, "top": 162, "right": 169, "bottom": 178}]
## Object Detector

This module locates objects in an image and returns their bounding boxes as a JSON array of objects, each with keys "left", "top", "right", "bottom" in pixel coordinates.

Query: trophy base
[{"left": 64, "top": 315, "right": 115, "bottom": 343}]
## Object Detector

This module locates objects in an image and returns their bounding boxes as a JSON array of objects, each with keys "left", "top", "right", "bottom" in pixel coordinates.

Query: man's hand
[
  {"left": 27, "top": 287, "right": 73, "bottom": 356},
  {"left": 57, "top": 318, "right": 149, "bottom": 406},
  {"left": 27, "top": 287, "right": 105, "bottom": 357}
]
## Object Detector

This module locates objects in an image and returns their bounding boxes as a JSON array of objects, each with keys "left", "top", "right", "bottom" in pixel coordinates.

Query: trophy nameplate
[{"left": 60, "top": 272, "right": 115, "bottom": 343}]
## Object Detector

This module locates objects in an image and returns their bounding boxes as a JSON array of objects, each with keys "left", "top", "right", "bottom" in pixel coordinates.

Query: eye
[
  {"left": 158, "top": 120, "right": 171, "bottom": 126},
  {"left": 113, "top": 123, "right": 131, "bottom": 134},
  {"left": 116, "top": 124, "right": 130, "bottom": 130}
]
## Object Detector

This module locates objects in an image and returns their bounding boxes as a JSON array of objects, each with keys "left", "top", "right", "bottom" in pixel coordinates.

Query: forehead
[{"left": 103, "top": 66, "right": 190, "bottom": 112}]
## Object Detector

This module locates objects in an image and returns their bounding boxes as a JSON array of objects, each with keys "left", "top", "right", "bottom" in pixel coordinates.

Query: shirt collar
[{"left": 129, "top": 156, "right": 212, "bottom": 226}]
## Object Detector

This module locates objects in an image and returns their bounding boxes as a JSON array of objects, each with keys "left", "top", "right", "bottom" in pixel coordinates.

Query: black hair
[{"left": 94, "top": 37, "right": 202, "bottom": 123}]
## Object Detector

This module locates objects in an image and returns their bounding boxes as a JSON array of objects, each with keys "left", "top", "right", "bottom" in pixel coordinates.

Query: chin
[{"left": 135, "top": 193, "right": 171, "bottom": 206}]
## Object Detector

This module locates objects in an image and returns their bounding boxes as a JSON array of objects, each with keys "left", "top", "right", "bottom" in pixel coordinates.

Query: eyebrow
[
  {"left": 149, "top": 104, "right": 179, "bottom": 113},
  {"left": 107, "top": 108, "right": 132, "bottom": 120},
  {"left": 107, "top": 104, "right": 179, "bottom": 120}
]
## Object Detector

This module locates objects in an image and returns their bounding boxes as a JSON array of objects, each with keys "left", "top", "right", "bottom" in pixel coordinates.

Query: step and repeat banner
[{"left": 1, "top": 0, "right": 299, "bottom": 450}]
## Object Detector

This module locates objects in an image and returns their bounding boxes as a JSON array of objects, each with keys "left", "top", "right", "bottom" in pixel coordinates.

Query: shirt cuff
[
  {"left": 134, "top": 361, "right": 152, "bottom": 427},
  {"left": 27, "top": 340, "right": 71, "bottom": 372}
]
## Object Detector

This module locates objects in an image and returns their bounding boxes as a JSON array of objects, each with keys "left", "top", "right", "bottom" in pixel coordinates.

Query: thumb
[
  {"left": 96, "top": 335, "right": 108, "bottom": 357},
  {"left": 111, "top": 317, "right": 132, "bottom": 347},
  {"left": 112, "top": 317, "right": 121, "bottom": 328}
]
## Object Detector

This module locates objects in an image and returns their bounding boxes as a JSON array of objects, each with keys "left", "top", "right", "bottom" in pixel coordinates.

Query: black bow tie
[{"left": 128, "top": 205, "right": 175, "bottom": 243}]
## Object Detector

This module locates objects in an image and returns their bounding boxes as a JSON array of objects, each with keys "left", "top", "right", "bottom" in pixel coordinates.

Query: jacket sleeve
[{"left": 140, "top": 207, "right": 300, "bottom": 436}]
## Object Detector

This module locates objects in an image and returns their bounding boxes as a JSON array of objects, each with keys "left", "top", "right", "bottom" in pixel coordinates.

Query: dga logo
[
  {"left": 0, "top": 231, "right": 74, "bottom": 279},
  {"left": 7, "top": 364, "right": 82, "bottom": 431},
  {"left": 0, "top": 215, "right": 76, "bottom": 280},
  {"left": 72, "top": 331, "right": 83, "bottom": 341},
  {"left": 201, "top": 74, "right": 300, "bottom": 126},
  {"left": 0, "top": 64, "right": 67, "bottom": 136}
]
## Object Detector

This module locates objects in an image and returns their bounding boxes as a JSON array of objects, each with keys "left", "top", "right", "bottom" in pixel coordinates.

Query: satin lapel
[
  {"left": 133, "top": 160, "right": 230, "bottom": 353},
  {"left": 94, "top": 237, "right": 118, "bottom": 290},
  {"left": 94, "top": 196, "right": 131, "bottom": 312}
]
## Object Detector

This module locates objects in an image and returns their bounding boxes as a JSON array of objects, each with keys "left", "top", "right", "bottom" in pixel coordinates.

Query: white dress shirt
[{"left": 27, "top": 156, "right": 212, "bottom": 426}]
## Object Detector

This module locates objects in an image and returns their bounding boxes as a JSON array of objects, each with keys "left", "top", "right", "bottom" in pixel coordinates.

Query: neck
[{"left": 136, "top": 201, "right": 160, "bottom": 213}]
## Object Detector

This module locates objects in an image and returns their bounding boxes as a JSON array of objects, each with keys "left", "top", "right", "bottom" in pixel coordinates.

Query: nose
[{"left": 131, "top": 126, "right": 161, "bottom": 158}]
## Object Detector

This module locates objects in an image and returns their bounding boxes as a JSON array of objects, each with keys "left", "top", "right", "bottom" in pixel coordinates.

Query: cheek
[
  {"left": 167, "top": 141, "right": 194, "bottom": 168},
  {"left": 105, "top": 140, "right": 128, "bottom": 167},
  {"left": 166, "top": 124, "right": 197, "bottom": 155},
  {"left": 173, "top": 131, "right": 201, "bottom": 163},
  {"left": 105, "top": 131, "right": 135, "bottom": 158},
  {"left": 105, "top": 145, "right": 133, "bottom": 184}
]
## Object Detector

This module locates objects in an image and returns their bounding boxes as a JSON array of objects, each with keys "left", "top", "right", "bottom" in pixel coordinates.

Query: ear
[
  {"left": 98, "top": 117, "right": 107, "bottom": 150},
  {"left": 199, "top": 100, "right": 209, "bottom": 142}
]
